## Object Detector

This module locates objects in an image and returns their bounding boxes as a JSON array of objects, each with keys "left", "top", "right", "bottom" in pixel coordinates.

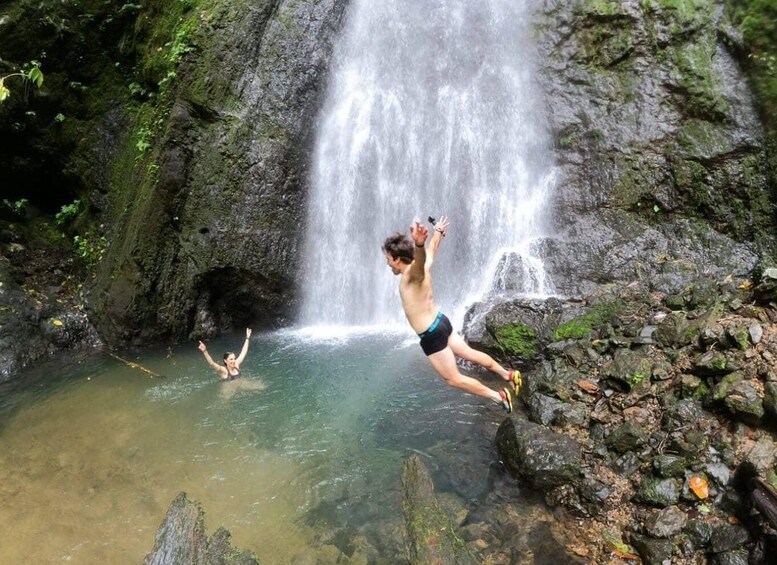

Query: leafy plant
[
  {"left": 0, "top": 62, "right": 44, "bottom": 104},
  {"left": 628, "top": 372, "right": 646, "bottom": 388},
  {"left": 73, "top": 233, "right": 107, "bottom": 267},
  {"left": 136, "top": 125, "right": 153, "bottom": 153},
  {"left": 128, "top": 81, "right": 147, "bottom": 97},
  {"left": 55, "top": 200, "right": 82, "bottom": 226},
  {"left": 2, "top": 198, "right": 29, "bottom": 215}
]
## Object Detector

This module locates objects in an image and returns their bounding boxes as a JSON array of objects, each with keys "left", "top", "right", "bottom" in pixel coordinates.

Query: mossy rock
[
  {"left": 635, "top": 476, "right": 681, "bottom": 507},
  {"left": 401, "top": 455, "right": 474, "bottom": 565},
  {"left": 552, "top": 300, "right": 624, "bottom": 341},
  {"left": 491, "top": 322, "right": 538, "bottom": 360},
  {"left": 667, "top": 39, "right": 729, "bottom": 121}
]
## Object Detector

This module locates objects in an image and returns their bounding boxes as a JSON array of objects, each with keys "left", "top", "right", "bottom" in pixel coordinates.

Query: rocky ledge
[{"left": 465, "top": 268, "right": 777, "bottom": 563}]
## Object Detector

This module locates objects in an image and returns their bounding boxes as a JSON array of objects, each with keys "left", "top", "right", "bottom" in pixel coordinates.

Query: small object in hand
[{"left": 428, "top": 216, "right": 445, "bottom": 236}]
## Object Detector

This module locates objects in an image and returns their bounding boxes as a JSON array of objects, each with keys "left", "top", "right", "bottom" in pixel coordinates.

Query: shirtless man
[
  {"left": 382, "top": 216, "right": 521, "bottom": 412},
  {"left": 198, "top": 328, "right": 252, "bottom": 380}
]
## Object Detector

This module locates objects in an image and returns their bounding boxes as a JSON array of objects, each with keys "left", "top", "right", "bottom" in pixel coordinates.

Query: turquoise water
[{"left": 0, "top": 330, "right": 546, "bottom": 563}]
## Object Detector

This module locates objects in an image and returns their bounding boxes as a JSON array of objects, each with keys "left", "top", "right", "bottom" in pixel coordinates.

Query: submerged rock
[{"left": 401, "top": 454, "right": 475, "bottom": 565}]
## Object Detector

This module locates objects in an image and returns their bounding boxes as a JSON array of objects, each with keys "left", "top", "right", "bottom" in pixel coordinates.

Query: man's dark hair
[{"left": 382, "top": 232, "right": 414, "bottom": 264}]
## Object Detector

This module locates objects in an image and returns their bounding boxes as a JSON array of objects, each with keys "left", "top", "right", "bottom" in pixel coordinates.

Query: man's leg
[
  {"left": 448, "top": 332, "right": 510, "bottom": 381},
  {"left": 427, "top": 346, "right": 503, "bottom": 403}
]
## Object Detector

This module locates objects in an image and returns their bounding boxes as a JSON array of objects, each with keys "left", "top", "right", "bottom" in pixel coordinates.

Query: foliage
[
  {"left": 628, "top": 372, "right": 646, "bottom": 388},
  {"left": 55, "top": 200, "right": 82, "bottom": 226},
  {"left": 73, "top": 233, "right": 107, "bottom": 267},
  {"left": 2, "top": 198, "right": 30, "bottom": 215},
  {"left": 0, "top": 62, "right": 44, "bottom": 104}
]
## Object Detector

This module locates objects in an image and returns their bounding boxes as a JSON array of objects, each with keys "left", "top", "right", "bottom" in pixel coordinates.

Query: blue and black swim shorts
[{"left": 418, "top": 312, "right": 453, "bottom": 356}]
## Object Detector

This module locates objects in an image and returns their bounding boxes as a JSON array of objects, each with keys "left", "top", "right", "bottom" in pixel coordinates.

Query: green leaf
[
  {"left": 653, "top": 204, "right": 660, "bottom": 213},
  {"left": 0, "top": 79, "right": 9, "bottom": 102},
  {"left": 28, "top": 66, "right": 44, "bottom": 88}
]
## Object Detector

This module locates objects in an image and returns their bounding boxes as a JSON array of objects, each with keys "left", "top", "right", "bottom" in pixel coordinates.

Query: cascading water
[{"left": 300, "top": 0, "right": 556, "bottom": 328}]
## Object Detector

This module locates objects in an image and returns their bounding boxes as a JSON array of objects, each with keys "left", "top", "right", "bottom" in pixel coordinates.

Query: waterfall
[{"left": 299, "top": 0, "right": 556, "bottom": 328}]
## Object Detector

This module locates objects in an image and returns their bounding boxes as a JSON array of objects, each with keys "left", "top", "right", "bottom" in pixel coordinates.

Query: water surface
[{"left": 0, "top": 331, "right": 548, "bottom": 563}]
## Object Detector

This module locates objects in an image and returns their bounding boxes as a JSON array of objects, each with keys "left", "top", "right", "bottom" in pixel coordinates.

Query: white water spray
[{"left": 300, "top": 0, "right": 556, "bottom": 328}]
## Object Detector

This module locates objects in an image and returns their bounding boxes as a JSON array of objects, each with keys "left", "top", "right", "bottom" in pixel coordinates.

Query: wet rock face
[
  {"left": 90, "top": 0, "right": 349, "bottom": 344},
  {"left": 0, "top": 257, "right": 101, "bottom": 383},
  {"left": 526, "top": 0, "right": 773, "bottom": 297}
]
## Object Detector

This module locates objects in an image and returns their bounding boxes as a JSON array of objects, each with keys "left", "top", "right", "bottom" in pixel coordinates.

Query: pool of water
[{"left": 0, "top": 329, "right": 551, "bottom": 563}]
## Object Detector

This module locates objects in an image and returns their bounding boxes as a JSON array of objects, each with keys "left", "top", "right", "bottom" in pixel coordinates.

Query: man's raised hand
[
  {"left": 410, "top": 220, "right": 429, "bottom": 246},
  {"left": 434, "top": 215, "right": 450, "bottom": 237}
]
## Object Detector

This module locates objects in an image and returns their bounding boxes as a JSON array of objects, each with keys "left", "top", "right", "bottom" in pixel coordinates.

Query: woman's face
[{"left": 225, "top": 354, "right": 236, "bottom": 368}]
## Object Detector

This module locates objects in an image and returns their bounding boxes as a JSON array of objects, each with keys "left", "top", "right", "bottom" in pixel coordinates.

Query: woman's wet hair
[{"left": 382, "top": 232, "right": 414, "bottom": 264}]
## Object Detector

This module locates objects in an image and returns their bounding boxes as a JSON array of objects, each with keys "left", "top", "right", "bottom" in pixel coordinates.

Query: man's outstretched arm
[
  {"left": 408, "top": 220, "right": 429, "bottom": 282},
  {"left": 426, "top": 215, "right": 449, "bottom": 269}
]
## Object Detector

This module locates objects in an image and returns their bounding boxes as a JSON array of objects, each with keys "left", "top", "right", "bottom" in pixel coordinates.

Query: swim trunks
[{"left": 418, "top": 312, "right": 453, "bottom": 356}]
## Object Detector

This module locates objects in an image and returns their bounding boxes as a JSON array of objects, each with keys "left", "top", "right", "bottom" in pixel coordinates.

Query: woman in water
[{"left": 198, "top": 328, "right": 252, "bottom": 380}]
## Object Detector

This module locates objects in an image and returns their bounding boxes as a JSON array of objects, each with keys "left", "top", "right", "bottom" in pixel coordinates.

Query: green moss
[
  {"left": 655, "top": 0, "right": 709, "bottom": 26},
  {"left": 673, "top": 158, "right": 709, "bottom": 208},
  {"left": 669, "top": 41, "right": 729, "bottom": 121},
  {"left": 493, "top": 323, "right": 538, "bottom": 359},
  {"left": 676, "top": 120, "right": 735, "bottom": 157},
  {"left": 553, "top": 300, "right": 624, "bottom": 341},
  {"left": 574, "top": 0, "right": 621, "bottom": 18},
  {"left": 553, "top": 319, "right": 593, "bottom": 340},
  {"left": 691, "top": 382, "right": 710, "bottom": 400},
  {"left": 575, "top": 20, "right": 634, "bottom": 68},
  {"left": 611, "top": 155, "right": 665, "bottom": 212}
]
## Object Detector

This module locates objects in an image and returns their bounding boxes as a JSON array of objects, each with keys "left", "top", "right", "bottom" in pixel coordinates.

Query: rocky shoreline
[{"left": 462, "top": 269, "right": 777, "bottom": 564}]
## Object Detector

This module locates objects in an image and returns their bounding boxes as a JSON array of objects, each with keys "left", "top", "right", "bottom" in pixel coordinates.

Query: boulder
[
  {"left": 494, "top": 418, "right": 582, "bottom": 489},
  {"left": 753, "top": 267, "right": 777, "bottom": 305}
]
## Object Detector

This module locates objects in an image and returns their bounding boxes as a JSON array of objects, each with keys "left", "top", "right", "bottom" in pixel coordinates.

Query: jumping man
[{"left": 382, "top": 216, "right": 521, "bottom": 412}]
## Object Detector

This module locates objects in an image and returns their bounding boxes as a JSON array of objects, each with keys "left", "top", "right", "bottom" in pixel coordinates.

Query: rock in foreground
[
  {"left": 401, "top": 454, "right": 475, "bottom": 565},
  {"left": 144, "top": 492, "right": 259, "bottom": 565}
]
